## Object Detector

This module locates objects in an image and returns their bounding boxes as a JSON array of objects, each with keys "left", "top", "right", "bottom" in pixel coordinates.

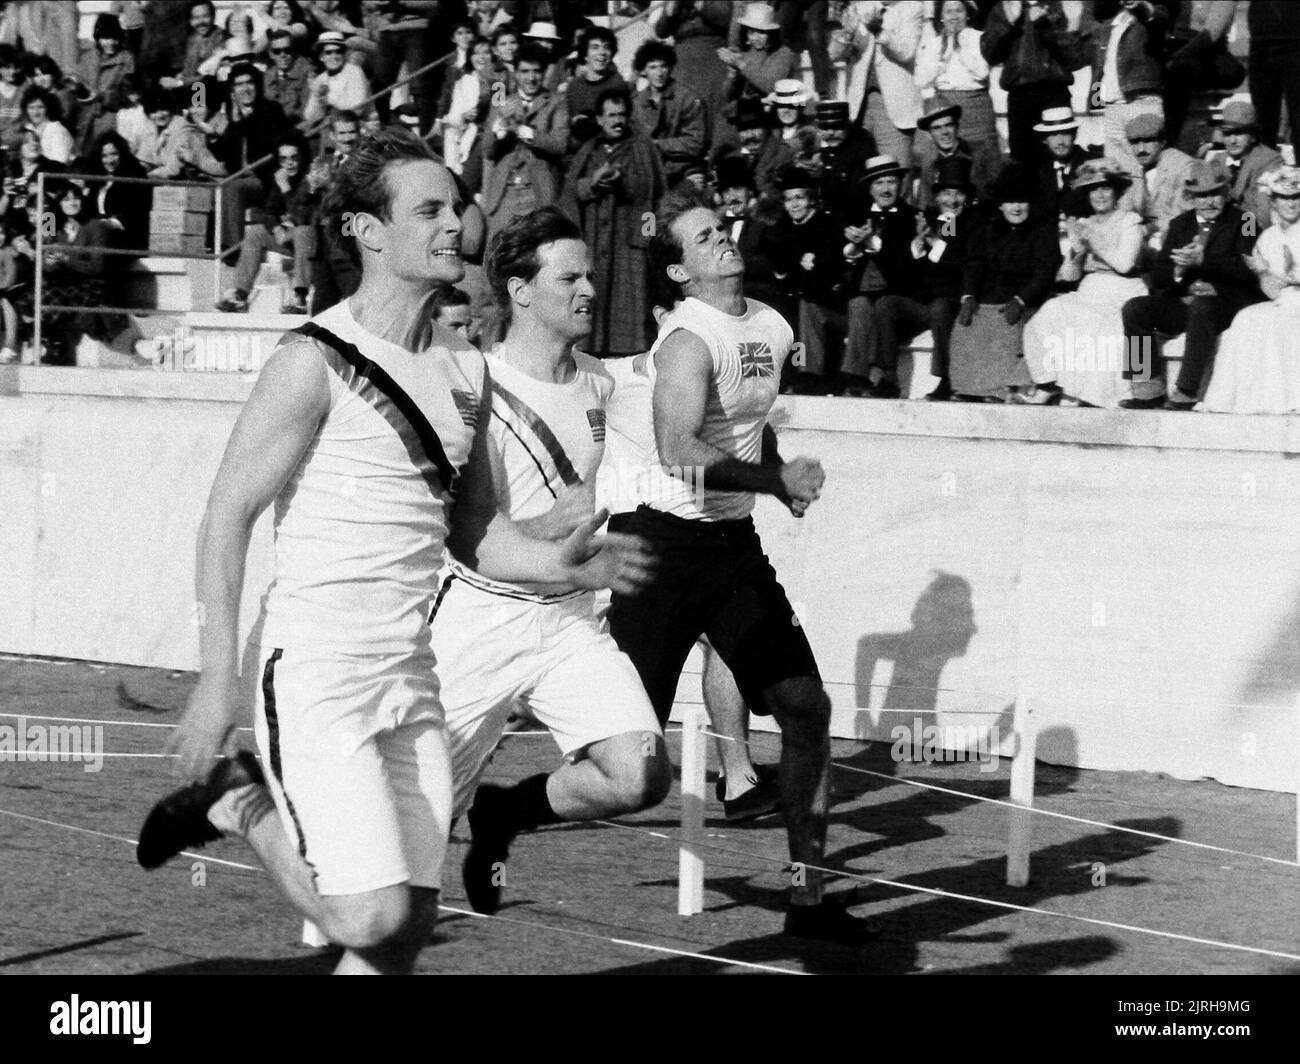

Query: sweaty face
[
  {"left": 525, "top": 238, "right": 595, "bottom": 342},
  {"left": 369, "top": 159, "right": 464, "bottom": 285},
  {"left": 671, "top": 205, "right": 744, "bottom": 287}
]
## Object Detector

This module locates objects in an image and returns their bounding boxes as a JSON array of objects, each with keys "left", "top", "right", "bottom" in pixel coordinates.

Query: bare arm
[
  {"left": 653, "top": 329, "right": 823, "bottom": 514},
  {"left": 167, "top": 341, "right": 330, "bottom": 778}
]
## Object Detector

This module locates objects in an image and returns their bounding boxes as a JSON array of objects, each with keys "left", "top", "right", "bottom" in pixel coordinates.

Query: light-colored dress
[
  {"left": 1201, "top": 220, "right": 1300, "bottom": 414},
  {"left": 1023, "top": 210, "right": 1146, "bottom": 408}
]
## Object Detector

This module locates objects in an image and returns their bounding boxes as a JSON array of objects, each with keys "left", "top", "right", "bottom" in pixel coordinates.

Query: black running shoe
[
  {"left": 137, "top": 750, "right": 265, "bottom": 870},
  {"left": 462, "top": 785, "right": 517, "bottom": 914},
  {"left": 715, "top": 763, "right": 781, "bottom": 822},
  {"left": 783, "top": 896, "right": 881, "bottom": 946}
]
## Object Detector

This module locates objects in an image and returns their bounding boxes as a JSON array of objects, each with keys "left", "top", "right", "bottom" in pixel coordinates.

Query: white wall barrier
[{"left": 3, "top": 367, "right": 1299, "bottom": 793}]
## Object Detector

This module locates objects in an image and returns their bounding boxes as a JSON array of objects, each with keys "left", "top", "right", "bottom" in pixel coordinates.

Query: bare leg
[
  {"left": 701, "top": 641, "right": 760, "bottom": 799},
  {"left": 209, "top": 785, "right": 437, "bottom": 974},
  {"left": 545, "top": 729, "right": 671, "bottom": 819},
  {"left": 761, "top": 676, "right": 832, "bottom": 906}
]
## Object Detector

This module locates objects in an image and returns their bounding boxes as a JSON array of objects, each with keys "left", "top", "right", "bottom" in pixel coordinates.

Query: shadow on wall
[{"left": 853, "top": 571, "right": 978, "bottom": 728}]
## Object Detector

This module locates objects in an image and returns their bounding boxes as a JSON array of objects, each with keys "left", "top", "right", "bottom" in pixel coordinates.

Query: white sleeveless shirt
[
  {"left": 259, "top": 300, "right": 485, "bottom": 652},
  {"left": 442, "top": 348, "right": 611, "bottom": 602},
  {"left": 640, "top": 296, "right": 792, "bottom": 521}
]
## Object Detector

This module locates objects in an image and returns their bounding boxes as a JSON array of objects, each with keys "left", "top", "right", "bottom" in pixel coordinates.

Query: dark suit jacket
[
  {"left": 770, "top": 209, "right": 848, "bottom": 310},
  {"left": 845, "top": 202, "right": 920, "bottom": 296},
  {"left": 961, "top": 214, "right": 1062, "bottom": 307},
  {"left": 1151, "top": 204, "right": 1263, "bottom": 312},
  {"left": 1034, "top": 143, "right": 1102, "bottom": 219}
]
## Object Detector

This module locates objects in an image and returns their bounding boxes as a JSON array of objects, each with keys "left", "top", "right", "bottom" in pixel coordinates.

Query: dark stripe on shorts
[
  {"left": 428, "top": 572, "right": 457, "bottom": 624},
  {"left": 491, "top": 380, "right": 581, "bottom": 487},
  {"left": 293, "top": 321, "right": 462, "bottom": 499},
  {"left": 261, "top": 648, "right": 309, "bottom": 861}
]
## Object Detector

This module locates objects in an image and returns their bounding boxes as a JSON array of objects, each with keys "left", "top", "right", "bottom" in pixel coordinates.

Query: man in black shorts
[{"left": 607, "top": 187, "right": 875, "bottom": 944}]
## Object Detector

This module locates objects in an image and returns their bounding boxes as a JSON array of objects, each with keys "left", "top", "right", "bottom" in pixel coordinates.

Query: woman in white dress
[
  {"left": 1019, "top": 159, "right": 1147, "bottom": 407},
  {"left": 1201, "top": 166, "right": 1300, "bottom": 414},
  {"left": 442, "top": 36, "right": 499, "bottom": 175}
]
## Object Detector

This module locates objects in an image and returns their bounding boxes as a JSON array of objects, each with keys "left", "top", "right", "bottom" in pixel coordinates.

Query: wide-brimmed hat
[
  {"left": 1034, "top": 106, "right": 1078, "bottom": 134},
  {"left": 738, "top": 3, "right": 781, "bottom": 33},
  {"left": 765, "top": 78, "right": 809, "bottom": 108},
  {"left": 314, "top": 30, "right": 347, "bottom": 51},
  {"left": 814, "top": 99, "right": 849, "bottom": 130},
  {"left": 1220, "top": 99, "right": 1258, "bottom": 133},
  {"left": 1072, "top": 158, "right": 1132, "bottom": 193},
  {"left": 1262, "top": 165, "right": 1300, "bottom": 198},
  {"left": 1184, "top": 159, "right": 1230, "bottom": 195},
  {"left": 777, "top": 163, "right": 816, "bottom": 192},
  {"left": 858, "top": 155, "right": 908, "bottom": 185},
  {"left": 933, "top": 154, "right": 974, "bottom": 193},
  {"left": 987, "top": 163, "right": 1035, "bottom": 204},
  {"left": 523, "top": 21, "right": 561, "bottom": 41},
  {"left": 1124, "top": 111, "right": 1165, "bottom": 142},
  {"left": 917, "top": 94, "right": 962, "bottom": 130}
]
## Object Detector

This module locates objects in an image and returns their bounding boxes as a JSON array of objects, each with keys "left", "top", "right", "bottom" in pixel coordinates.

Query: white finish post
[
  {"left": 678, "top": 704, "right": 707, "bottom": 916},
  {"left": 1007, "top": 697, "right": 1037, "bottom": 888}
]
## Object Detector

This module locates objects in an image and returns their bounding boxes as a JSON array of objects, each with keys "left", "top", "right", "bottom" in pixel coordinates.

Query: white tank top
[
  {"left": 593, "top": 352, "right": 653, "bottom": 517},
  {"left": 641, "top": 295, "right": 792, "bottom": 522},
  {"left": 442, "top": 348, "right": 611, "bottom": 602},
  {"left": 259, "top": 300, "right": 485, "bottom": 652}
]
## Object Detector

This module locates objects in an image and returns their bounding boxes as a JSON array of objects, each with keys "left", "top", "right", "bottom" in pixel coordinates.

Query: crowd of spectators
[{"left": 0, "top": 1, "right": 1295, "bottom": 415}]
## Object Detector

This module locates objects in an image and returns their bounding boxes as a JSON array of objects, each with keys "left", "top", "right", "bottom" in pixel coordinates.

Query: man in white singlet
[
  {"left": 139, "top": 132, "right": 652, "bottom": 974},
  {"left": 608, "top": 187, "right": 876, "bottom": 944},
  {"left": 434, "top": 208, "right": 670, "bottom": 914}
]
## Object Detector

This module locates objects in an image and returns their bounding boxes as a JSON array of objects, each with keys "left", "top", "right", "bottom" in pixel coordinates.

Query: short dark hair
[
  {"left": 28, "top": 54, "right": 60, "bottom": 80},
  {"left": 634, "top": 40, "right": 676, "bottom": 72},
  {"left": 432, "top": 285, "right": 471, "bottom": 314},
  {"left": 595, "top": 86, "right": 631, "bottom": 116},
  {"left": 485, "top": 206, "right": 582, "bottom": 321},
  {"left": 647, "top": 185, "right": 714, "bottom": 306},
  {"left": 228, "top": 62, "right": 263, "bottom": 94},
  {"left": 515, "top": 42, "right": 548, "bottom": 69},
  {"left": 93, "top": 13, "right": 125, "bottom": 41},
  {"left": 583, "top": 25, "right": 618, "bottom": 58},
  {"left": 491, "top": 22, "right": 519, "bottom": 45},
  {"left": 322, "top": 129, "right": 443, "bottom": 264},
  {"left": 189, "top": 0, "right": 216, "bottom": 18}
]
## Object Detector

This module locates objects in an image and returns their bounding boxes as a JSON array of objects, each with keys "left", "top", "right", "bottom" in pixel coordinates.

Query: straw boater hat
[
  {"left": 1034, "top": 106, "right": 1079, "bottom": 134},
  {"left": 858, "top": 155, "right": 908, "bottom": 185},
  {"left": 917, "top": 94, "right": 963, "bottom": 130},
  {"left": 765, "top": 78, "right": 810, "bottom": 108},
  {"left": 1072, "top": 157, "right": 1132, "bottom": 193},
  {"left": 1184, "top": 159, "right": 1230, "bottom": 195},
  {"left": 738, "top": 3, "right": 781, "bottom": 33},
  {"left": 314, "top": 30, "right": 347, "bottom": 51},
  {"left": 1261, "top": 165, "right": 1300, "bottom": 198},
  {"left": 523, "top": 21, "right": 561, "bottom": 41}
]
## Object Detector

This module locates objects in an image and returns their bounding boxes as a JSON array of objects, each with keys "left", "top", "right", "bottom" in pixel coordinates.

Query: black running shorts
[{"left": 607, "top": 505, "right": 821, "bottom": 725}]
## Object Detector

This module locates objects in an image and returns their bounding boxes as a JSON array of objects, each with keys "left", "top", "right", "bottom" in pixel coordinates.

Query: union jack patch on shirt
[
  {"left": 451, "top": 388, "right": 480, "bottom": 429},
  {"left": 586, "top": 408, "right": 606, "bottom": 442},
  {"left": 738, "top": 341, "right": 775, "bottom": 379}
]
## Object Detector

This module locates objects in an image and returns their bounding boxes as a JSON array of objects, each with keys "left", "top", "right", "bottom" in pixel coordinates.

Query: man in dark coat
[
  {"left": 813, "top": 99, "right": 875, "bottom": 227},
  {"left": 562, "top": 87, "right": 665, "bottom": 358},
  {"left": 872, "top": 156, "right": 983, "bottom": 401},
  {"left": 1120, "top": 159, "right": 1264, "bottom": 409}
]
